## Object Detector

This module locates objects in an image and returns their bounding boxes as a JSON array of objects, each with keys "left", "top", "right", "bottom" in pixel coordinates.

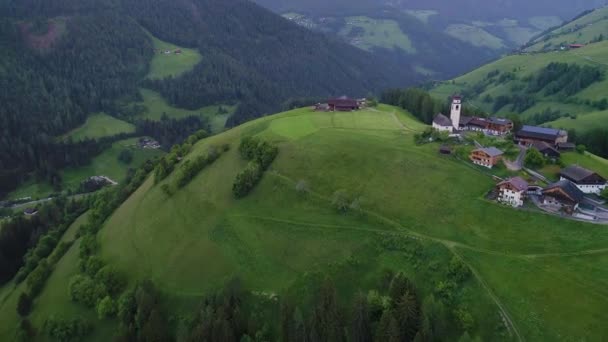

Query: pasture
[
  {"left": 134, "top": 88, "right": 234, "bottom": 133},
  {"left": 61, "top": 113, "right": 135, "bottom": 142},
  {"left": 445, "top": 24, "right": 505, "bottom": 50},
  {"left": 146, "top": 33, "right": 202, "bottom": 79},
  {"left": 97, "top": 105, "right": 608, "bottom": 340}
]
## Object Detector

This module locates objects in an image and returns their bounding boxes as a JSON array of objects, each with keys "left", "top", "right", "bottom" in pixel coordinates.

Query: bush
[
  {"left": 44, "top": 316, "right": 91, "bottom": 342},
  {"left": 95, "top": 266, "right": 125, "bottom": 296},
  {"left": 332, "top": 190, "right": 350, "bottom": 212},
  {"left": 295, "top": 180, "right": 310, "bottom": 194},
  {"left": 17, "top": 292, "right": 32, "bottom": 317},
  {"left": 524, "top": 148, "right": 546, "bottom": 168},
  {"left": 97, "top": 296, "right": 117, "bottom": 319},
  {"left": 447, "top": 257, "right": 471, "bottom": 282},
  {"left": 576, "top": 144, "right": 587, "bottom": 154},
  {"left": 80, "top": 256, "right": 104, "bottom": 277},
  {"left": 26, "top": 259, "right": 51, "bottom": 296},
  {"left": 68, "top": 275, "right": 108, "bottom": 307},
  {"left": 601, "top": 188, "right": 608, "bottom": 200},
  {"left": 232, "top": 162, "right": 262, "bottom": 198}
]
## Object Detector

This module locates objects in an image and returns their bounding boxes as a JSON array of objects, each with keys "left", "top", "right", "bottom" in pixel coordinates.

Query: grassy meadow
[
  {"left": 91, "top": 105, "right": 608, "bottom": 341},
  {"left": 61, "top": 113, "right": 135, "bottom": 142},
  {"left": 134, "top": 88, "right": 235, "bottom": 133},
  {"left": 445, "top": 24, "right": 505, "bottom": 50},
  {"left": 146, "top": 33, "right": 202, "bottom": 79}
]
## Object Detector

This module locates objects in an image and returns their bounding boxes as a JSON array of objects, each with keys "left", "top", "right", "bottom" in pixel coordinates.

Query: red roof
[{"left": 569, "top": 44, "right": 585, "bottom": 48}]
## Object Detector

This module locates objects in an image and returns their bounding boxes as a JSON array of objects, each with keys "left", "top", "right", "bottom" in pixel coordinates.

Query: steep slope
[
  {"left": 524, "top": 6, "right": 608, "bottom": 51},
  {"left": 92, "top": 106, "right": 608, "bottom": 340}
]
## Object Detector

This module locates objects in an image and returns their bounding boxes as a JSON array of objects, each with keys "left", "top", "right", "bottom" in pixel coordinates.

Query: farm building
[
  {"left": 542, "top": 180, "right": 585, "bottom": 213},
  {"left": 559, "top": 165, "right": 607, "bottom": 194},
  {"left": 496, "top": 177, "right": 529, "bottom": 207},
  {"left": 515, "top": 126, "right": 568, "bottom": 146},
  {"left": 569, "top": 44, "right": 585, "bottom": 49},
  {"left": 469, "top": 147, "right": 503, "bottom": 169},
  {"left": 328, "top": 96, "right": 359, "bottom": 111},
  {"left": 314, "top": 103, "right": 330, "bottom": 112},
  {"left": 531, "top": 141, "right": 560, "bottom": 159}
]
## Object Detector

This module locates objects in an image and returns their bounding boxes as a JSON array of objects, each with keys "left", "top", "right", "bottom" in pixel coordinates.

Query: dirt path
[{"left": 504, "top": 145, "right": 526, "bottom": 171}]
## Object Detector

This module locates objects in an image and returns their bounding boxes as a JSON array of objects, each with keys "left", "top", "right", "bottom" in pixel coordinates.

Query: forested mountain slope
[{"left": 0, "top": 0, "right": 415, "bottom": 195}]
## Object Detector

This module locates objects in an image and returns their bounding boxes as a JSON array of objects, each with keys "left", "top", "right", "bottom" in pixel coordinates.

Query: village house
[
  {"left": 469, "top": 147, "right": 504, "bottom": 169},
  {"left": 314, "top": 103, "right": 330, "bottom": 112},
  {"left": 496, "top": 177, "right": 529, "bottom": 207},
  {"left": 542, "top": 180, "right": 585, "bottom": 213},
  {"left": 515, "top": 126, "right": 568, "bottom": 146},
  {"left": 559, "top": 165, "right": 607, "bottom": 194},
  {"left": 432, "top": 96, "right": 512, "bottom": 136},
  {"left": 531, "top": 141, "right": 561, "bottom": 159},
  {"left": 327, "top": 96, "right": 359, "bottom": 112}
]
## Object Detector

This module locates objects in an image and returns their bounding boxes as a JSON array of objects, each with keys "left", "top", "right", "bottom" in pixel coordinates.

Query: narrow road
[{"left": 504, "top": 145, "right": 526, "bottom": 171}]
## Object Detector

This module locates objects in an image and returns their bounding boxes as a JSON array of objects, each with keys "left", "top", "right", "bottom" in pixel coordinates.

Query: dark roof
[
  {"left": 475, "top": 147, "right": 503, "bottom": 157},
  {"left": 452, "top": 95, "right": 462, "bottom": 100},
  {"left": 557, "top": 142, "right": 576, "bottom": 150},
  {"left": 459, "top": 115, "right": 474, "bottom": 126},
  {"left": 560, "top": 165, "right": 605, "bottom": 183},
  {"left": 516, "top": 125, "right": 561, "bottom": 141},
  {"left": 328, "top": 97, "right": 358, "bottom": 107},
  {"left": 489, "top": 117, "right": 513, "bottom": 126},
  {"left": 469, "top": 117, "right": 489, "bottom": 128},
  {"left": 433, "top": 113, "right": 452, "bottom": 127},
  {"left": 498, "top": 177, "right": 529, "bottom": 191},
  {"left": 543, "top": 180, "right": 585, "bottom": 203},
  {"left": 532, "top": 141, "right": 560, "bottom": 155}
]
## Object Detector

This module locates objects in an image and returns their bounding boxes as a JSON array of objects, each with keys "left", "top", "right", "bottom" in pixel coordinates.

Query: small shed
[{"left": 439, "top": 145, "right": 453, "bottom": 155}]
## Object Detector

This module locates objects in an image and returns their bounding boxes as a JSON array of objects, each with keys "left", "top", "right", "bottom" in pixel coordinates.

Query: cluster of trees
[
  {"left": 233, "top": 137, "right": 279, "bottom": 198},
  {"left": 153, "top": 130, "right": 209, "bottom": 184},
  {"left": 527, "top": 108, "right": 571, "bottom": 125},
  {"left": 568, "top": 128, "right": 608, "bottom": 158},
  {"left": 529, "top": 62, "right": 603, "bottom": 96},
  {"left": 174, "top": 144, "right": 230, "bottom": 190},
  {"left": 0, "top": 197, "right": 87, "bottom": 285},
  {"left": 43, "top": 317, "right": 92, "bottom": 342},
  {"left": 135, "top": 116, "right": 210, "bottom": 150}
]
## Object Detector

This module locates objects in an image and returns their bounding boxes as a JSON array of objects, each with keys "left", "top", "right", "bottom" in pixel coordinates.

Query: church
[{"left": 432, "top": 96, "right": 513, "bottom": 136}]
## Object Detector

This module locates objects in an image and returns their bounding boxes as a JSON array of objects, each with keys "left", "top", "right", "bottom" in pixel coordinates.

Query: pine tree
[
  {"left": 16, "top": 292, "right": 32, "bottom": 317},
  {"left": 350, "top": 292, "right": 372, "bottom": 342}
]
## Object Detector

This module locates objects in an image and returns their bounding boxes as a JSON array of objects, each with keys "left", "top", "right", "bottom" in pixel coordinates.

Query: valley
[{"left": 2, "top": 0, "right": 608, "bottom": 341}]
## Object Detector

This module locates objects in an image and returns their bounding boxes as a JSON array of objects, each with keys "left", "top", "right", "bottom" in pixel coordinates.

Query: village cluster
[{"left": 433, "top": 96, "right": 607, "bottom": 219}]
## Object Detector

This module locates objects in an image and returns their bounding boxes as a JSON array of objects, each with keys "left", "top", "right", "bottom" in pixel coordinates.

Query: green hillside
[
  {"left": 81, "top": 105, "right": 608, "bottom": 340},
  {"left": 526, "top": 7, "right": 608, "bottom": 52},
  {"left": 431, "top": 39, "right": 608, "bottom": 132}
]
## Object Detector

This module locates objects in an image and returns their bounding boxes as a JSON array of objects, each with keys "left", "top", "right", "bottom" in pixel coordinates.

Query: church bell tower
[{"left": 450, "top": 95, "right": 462, "bottom": 130}]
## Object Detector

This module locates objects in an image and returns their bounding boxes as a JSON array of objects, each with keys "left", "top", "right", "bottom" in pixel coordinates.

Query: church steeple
[{"left": 450, "top": 95, "right": 462, "bottom": 130}]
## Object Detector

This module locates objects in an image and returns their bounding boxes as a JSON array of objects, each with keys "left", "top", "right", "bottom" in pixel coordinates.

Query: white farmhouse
[
  {"left": 496, "top": 177, "right": 529, "bottom": 207},
  {"left": 559, "top": 165, "right": 607, "bottom": 195}
]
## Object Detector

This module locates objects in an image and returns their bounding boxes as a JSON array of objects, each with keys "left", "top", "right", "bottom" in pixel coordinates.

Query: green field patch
[
  {"left": 339, "top": 16, "right": 415, "bottom": 53},
  {"left": 459, "top": 249, "right": 608, "bottom": 341},
  {"left": 270, "top": 115, "right": 317, "bottom": 140},
  {"left": 61, "top": 137, "right": 164, "bottom": 191},
  {"left": 61, "top": 113, "right": 135, "bottom": 142},
  {"left": 135, "top": 88, "right": 234, "bottom": 133},
  {"left": 445, "top": 24, "right": 505, "bottom": 50},
  {"left": 146, "top": 32, "right": 202, "bottom": 79}
]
